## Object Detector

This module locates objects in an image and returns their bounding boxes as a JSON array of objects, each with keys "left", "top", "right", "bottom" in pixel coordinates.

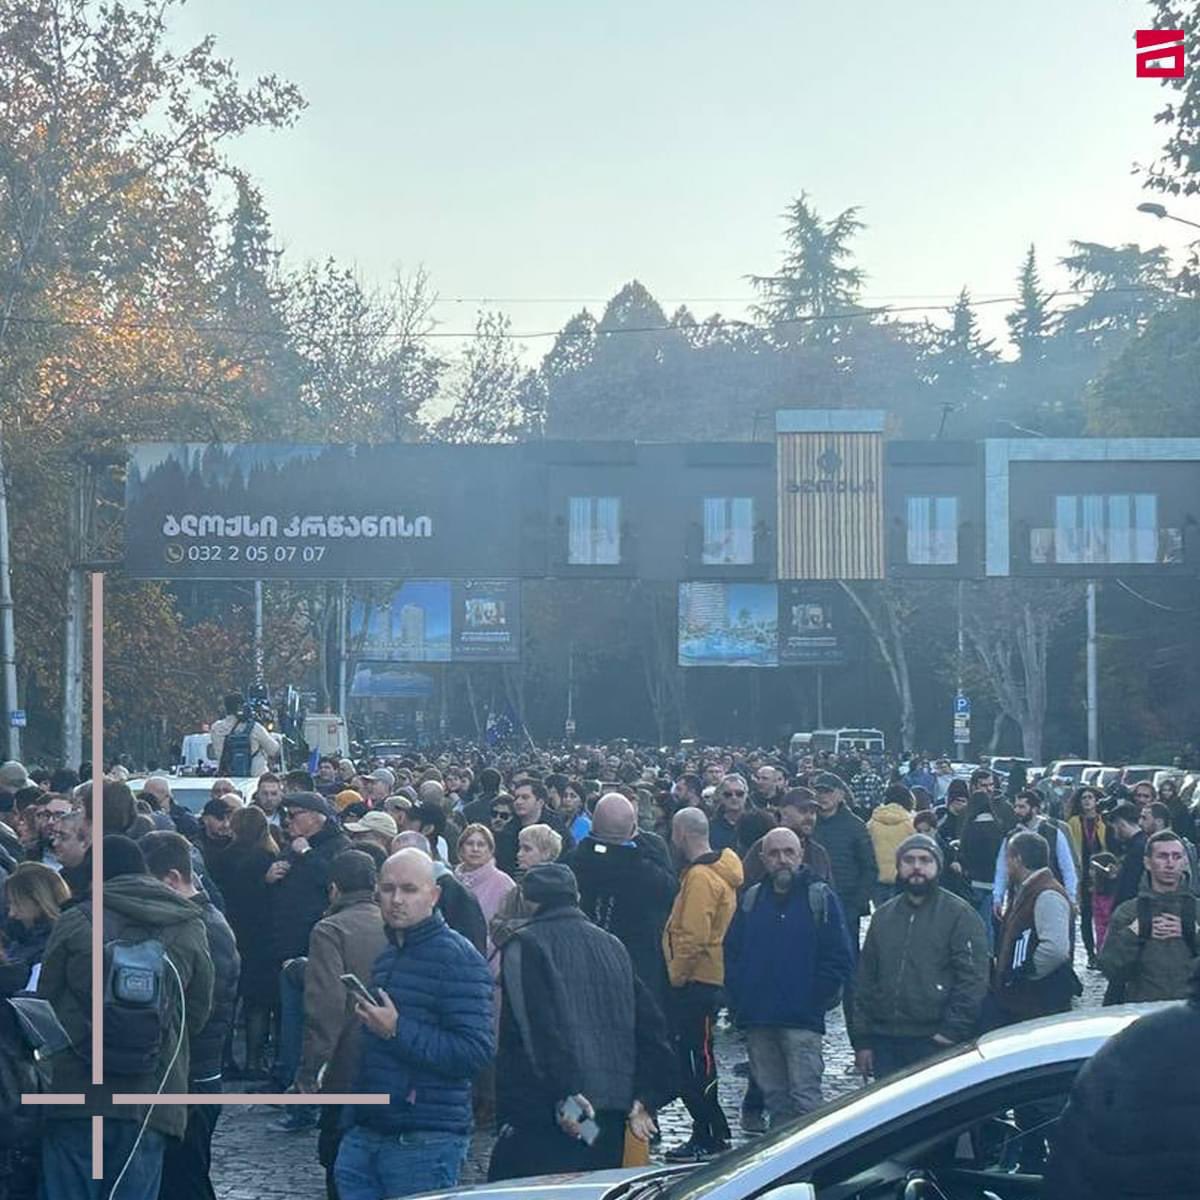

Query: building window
[
  {"left": 1054, "top": 493, "right": 1157, "bottom": 564},
  {"left": 568, "top": 496, "right": 621, "bottom": 564},
  {"left": 702, "top": 497, "right": 755, "bottom": 565},
  {"left": 906, "top": 496, "right": 958, "bottom": 565}
]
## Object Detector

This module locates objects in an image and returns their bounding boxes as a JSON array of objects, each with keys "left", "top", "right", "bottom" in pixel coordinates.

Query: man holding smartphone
[{"left": 335, "top": 848, "right": 494, "bottom": 1200}]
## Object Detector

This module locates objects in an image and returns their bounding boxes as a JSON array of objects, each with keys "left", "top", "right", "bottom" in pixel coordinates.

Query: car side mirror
[{"left": 759, "top": 1187, "right": 816, "bottom": 1200}]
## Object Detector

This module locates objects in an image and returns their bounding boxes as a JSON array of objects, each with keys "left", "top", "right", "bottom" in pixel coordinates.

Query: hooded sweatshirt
[
  {"left": 39, "top": 873, "right": 215, "bottom": 1139},
  {"left": 867, "top": 804, "right": 916, "bottom": 885},
  {"left": 663, "top": 848, "right": 744, "bottom": 988}
]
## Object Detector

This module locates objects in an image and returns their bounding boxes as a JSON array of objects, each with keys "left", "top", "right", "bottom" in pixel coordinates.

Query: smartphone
[
  {"left": 340, "top": 973, "right": 379, "bottom": 1007},
  {"left": 559, "top": 1096, "right": 600, "bottom": 1146}
]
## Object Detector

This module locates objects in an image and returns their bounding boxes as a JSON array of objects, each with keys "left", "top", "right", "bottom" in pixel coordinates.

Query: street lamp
[{"left": 1136, "top": 202, "right": 1200, "bottom": 232}]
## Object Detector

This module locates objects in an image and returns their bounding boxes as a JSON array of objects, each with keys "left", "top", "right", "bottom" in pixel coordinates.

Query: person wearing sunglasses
[
  {"left": 710, "top": 775, "right": 749, "bottom": 853},
  {"left": 490, "top": 799, "right": 515, "bottom": 835}
]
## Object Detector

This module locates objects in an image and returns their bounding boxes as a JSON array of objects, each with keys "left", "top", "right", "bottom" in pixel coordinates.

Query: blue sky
[{"left": 171, "top": 0, "right": 1194, "bottom": 356}]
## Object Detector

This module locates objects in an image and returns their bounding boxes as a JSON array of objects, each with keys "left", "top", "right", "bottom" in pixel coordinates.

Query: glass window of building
[
  {"left": 702, "top": 497, "right": 755, "bottom": 565},
  {"left": 906, "top": 495, "right": 958, "bottom": 565},
  {"left": 1054, "top": 493, "right": 1157, "bottom": 563},
  {"left": 568, "top": 496, "right": 621, "bottom": 564}
]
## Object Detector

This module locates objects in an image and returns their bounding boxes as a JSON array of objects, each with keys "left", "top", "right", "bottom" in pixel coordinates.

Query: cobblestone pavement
[{"left": 211, "top": 940, "right": 1108, "bottom": 1199}]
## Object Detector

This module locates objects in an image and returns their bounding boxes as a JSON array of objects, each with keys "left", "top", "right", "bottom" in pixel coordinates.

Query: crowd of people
[{"left": 0, "top": 733, "right": 1196, "bottom": 1199}]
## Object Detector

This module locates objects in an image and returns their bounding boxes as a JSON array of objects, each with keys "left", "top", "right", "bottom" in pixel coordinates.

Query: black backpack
[
  {"left": 83, "top": 904, "right": 171, "bottom": 1077},
  {"left": 1137, "top": 892, "right": 1198, "bottom": 956},
  {"left": 218, "top": 719, "right": 253, "bottom": 777}
]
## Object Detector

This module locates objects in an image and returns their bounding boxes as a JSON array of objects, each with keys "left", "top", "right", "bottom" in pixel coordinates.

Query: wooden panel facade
[{"left": 777, "top": 431, "right": 884, "bottom": 578}]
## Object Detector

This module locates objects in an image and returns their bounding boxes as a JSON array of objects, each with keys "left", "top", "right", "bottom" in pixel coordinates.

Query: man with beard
[
  {"left": 853, "top": 834, "right": 988, "bottom": 1080},
  {"left": 725, "top": 829, "right": 853, "bottom": 1128}
]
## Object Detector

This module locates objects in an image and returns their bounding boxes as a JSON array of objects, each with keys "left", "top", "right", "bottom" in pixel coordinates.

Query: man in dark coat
[
  {"left": 489, "top": 864, "right": 675, "bottom": 1181},
  {"left": 142, "top": 832, "right": 241, "bottom": 1200},
  {"left": 495, "top": 780, "right": 574, "bottom": 876},
  {"left": 1043, "top": 964, "right": 1200, "bottom": 1199},
  {"left": 266, "top": 792, "right": 350, "bottom": 1095},
  {"left": 394, "top": 831, "right": 487, "bottom": 954},
  {"left": 564, "top": 793, "right": 678, "bottom": 1009}
]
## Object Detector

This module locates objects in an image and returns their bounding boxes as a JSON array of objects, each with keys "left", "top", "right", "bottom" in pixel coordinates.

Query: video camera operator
[{"left": 210, "top": 692, "right": 282, "bottom": 779}]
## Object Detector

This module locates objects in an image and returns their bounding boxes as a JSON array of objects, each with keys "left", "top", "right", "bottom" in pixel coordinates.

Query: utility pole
[
  {"left": 815, "top": 666, "right": 825, "bottom": 728},
  {"left": 253, "top": 580, "right": 265, "bottom": 686},
  {"left": 565, "top": 641, "right": 575, "bottom": 741},
  {"left": 1086, "top": 580, "right": 1099, "bottom": 760},
  {"left": 62, "top": 476, "right": 85, "bottom": 769},
  {"left": 0, "top": 434, "right": 20, "bottom": 760},
  {"left": 337, "top": 580, "right": 348, "bottom": 717}
]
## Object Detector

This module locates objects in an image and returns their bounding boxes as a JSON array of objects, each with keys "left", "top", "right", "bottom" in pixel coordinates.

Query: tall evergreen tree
[
  {"left": 1006, "top": 244, "right": 1053, "bottom": 363},
  {"left": 749, "top": 192, "right": 866, "bottom": 343},
  {"left": 925, "top": 287, "right": 999, "bottom": 433}
]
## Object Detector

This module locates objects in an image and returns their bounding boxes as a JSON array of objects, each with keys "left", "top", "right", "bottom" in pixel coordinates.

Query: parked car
[
  {"left": 987, "top": 756, "right": 1035, "bottom": 781},
  {"left": 423, "top": 1007, "right": 1154, "bottom": 1200},
  {"left": 1080, "top": 766, "right": 1120, "bottom": 791},
  {"left": 1044, "top": 759, "right": 1101, "bottom": 785},
  {"left": 1119, "top": 764, "right": 1175, "bottom": 788},
  {"left": 808, "top": 728, "right": 886, "bottom": 757},
  {"left": 127, "top": 776, "right": 260, "bottom": 813}
]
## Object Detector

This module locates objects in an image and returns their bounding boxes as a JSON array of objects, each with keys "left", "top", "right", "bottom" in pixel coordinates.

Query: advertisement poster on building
[
  {"left": 451, "top": 579, "right": 521, "bottom": 661},
  {"left": 677, "top": 582, "right": 779, "bottom": 667},
  {"left": 778, "top": 582, "right": 847, "bottom": 665}
]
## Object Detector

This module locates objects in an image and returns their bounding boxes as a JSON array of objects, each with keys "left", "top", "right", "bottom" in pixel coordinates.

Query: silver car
[{"left": 423, "top": 1006, "right": 1153, "bottom": 1200}]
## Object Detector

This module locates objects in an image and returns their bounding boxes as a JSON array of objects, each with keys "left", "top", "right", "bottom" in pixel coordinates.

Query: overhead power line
[
  {"left": 0, "top": 285, "right": 1170, "bottom": 342},
  {"left": 1113, "top": 578, "right": 1200, "bottom": 614}
]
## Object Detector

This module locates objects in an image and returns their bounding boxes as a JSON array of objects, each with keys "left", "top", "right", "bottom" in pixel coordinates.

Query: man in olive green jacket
[
  {"left": 853, "top": 834, "right": 988, "bottom": 1081},
  {"left": 38, "top": 835, "right": 214, "bottom": 1200}
]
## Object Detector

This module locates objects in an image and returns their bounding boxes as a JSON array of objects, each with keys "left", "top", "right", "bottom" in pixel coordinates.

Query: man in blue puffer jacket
[
  {"left": 335, "top": 848, "right": 494, "bottom": 1200},
  {"left": 725, "top": 828, "right": 855, "bottom": 1128}
]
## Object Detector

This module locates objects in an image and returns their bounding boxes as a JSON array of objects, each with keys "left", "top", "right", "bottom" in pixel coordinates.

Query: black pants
[
  {"left": 669, "top": 982, "right": 730, "bottom": 1146},
  {"left": 872, "top": 1036, "right": 938, "bottom": 1081},
  {"left": 158, "top": 1077, "right": 222, "bottom": 1200},
  {"left": 840, "top": 910, "right": 862, "bottom": 1042},
  {"left": 488, "top": 1111, "right": 625, "bottom": 1181},
  {"left": 1079, "top": 885, "right": 1096, "bottom": 958}
]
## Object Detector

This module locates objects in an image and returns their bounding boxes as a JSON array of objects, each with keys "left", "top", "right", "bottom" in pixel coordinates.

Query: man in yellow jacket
[
  {"left": 867, "top": 785, "right": 916, "bottom": 908},
  {"left": 662, "top": 807, "right": 744, "bottom": 1161}
]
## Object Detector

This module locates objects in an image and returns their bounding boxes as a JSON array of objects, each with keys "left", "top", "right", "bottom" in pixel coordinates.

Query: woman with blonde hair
[{"left": 1, "top": 861, "right": 69, "bottom": 993}]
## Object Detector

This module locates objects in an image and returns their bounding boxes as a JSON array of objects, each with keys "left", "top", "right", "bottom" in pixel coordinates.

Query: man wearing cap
[
  {"left": 853, "top": 833, "right": 988, "bottom": 1080},
  {"left": 812, "top": 772, "right": 876, "bottom": 1037},
  {"left": 344, "top": 810, "right": 399, "bottom": 858},
  {"left": 725, "top": 828, "right": 854, "bottom": 1127},
  {"left": 741, "top": 790, "right": 833, "bottom": 888},
  {"left": 267, "top": 791, "right": 350, "bottom": 1098},
  {"left": 489, "top": 863, "right": 674, "bottom": 1180},
  {"left": 365, "top": 769, "right": 395, "bottom": 808},
  {"left": 0, "top": 760, "right": 28, "bottom": 812}
]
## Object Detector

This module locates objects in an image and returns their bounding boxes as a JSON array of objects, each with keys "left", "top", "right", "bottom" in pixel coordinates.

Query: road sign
[
  {"left": 954, "top": 694, "right": 970, "bottom": 716},
  {"left": 8, "top": 710, "right": 24, "bottom": 729},
  {"left": 954, "top": 709, "right": 970, "bottom": 743}
]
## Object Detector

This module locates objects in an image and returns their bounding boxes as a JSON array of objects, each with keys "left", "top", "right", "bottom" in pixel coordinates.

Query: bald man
[
  {"left": 725, "top": 828, "right": 854, "bottom": 1128},
  {"left": 565, "top": 793, "right": 678, "bottom": 1009},
  {"left": 391, "top": 831, "right": 487, "bottom": 955},
  {"left": 336, "top": 849, "right": 494, "bottom": 1200}
]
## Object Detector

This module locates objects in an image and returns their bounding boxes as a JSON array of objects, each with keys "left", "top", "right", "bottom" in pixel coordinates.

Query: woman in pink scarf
[{"left": 453, "top": 823, "right": 515, "bottom": 974}]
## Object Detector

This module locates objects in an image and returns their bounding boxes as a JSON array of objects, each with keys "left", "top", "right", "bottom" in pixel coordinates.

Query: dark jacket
[
  {"left": 298, "top": 890, "right": 387, "bottom": 1093},
  {"left": 216, "top": 843, "right": 279, "bottom": 1004},
  {"left": 169, "top": 802, "right": 201, "bottom": 841},
  {"left": 495, "top": 809, "right": 574, "bottom": 877},
  {"left": 814, "top": 804, "right": 878, "bottom": 918},
  {"left": 270, "top": 820, "right": 352, "bottom": 962},
  {"left": 565, "top": 836, "right": 678, "bottom": 1004},
  {"left": 39, "top": 873, "right": 214, "bottom": 1140},
  {"left": 434, "top": 867, "right": 488, "bottom": 955},
  {"left": 1114, "top": 831, "right": 1149, "bottom": 908},
  {"left": 0, "top": 920, "right": 52, "bottom": 996},
  {"left": 1044, "top": 998, "right": 1200, "bottom": 1199},
  {"left": 854, "top": 886, "right": 988, "bottom": 1048},
  {"left": 59, "top": 850, "right": 91, "bottom": 902},
  {"left": 1097, "top": 887, "right": 1200, "bottom": 1003},
  {"left": 710, "top": 812, "right": 741, "bottom": 854},
  {"left": 497, "top": 904, "right": 675, "bottom": 1126},
  {"left": 190, "top": 891, "right": 240, "bottom": 1081},
  {"left": 742, "top": 836, "right": 833, "bottom": 890},
  {"left": 350, "top": 913, "right": 493, "bottom": 1136},
  {"left": 725, "top": 873, "right": 855, "bottom": 1034}
]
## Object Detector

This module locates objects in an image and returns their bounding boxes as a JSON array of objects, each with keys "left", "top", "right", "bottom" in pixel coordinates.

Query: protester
[
  {"left": 1066, "top": 784, "right": 1109, "bottom": 967},
  {"left": 991, "top": 789, "right": 1078, "bottom": 916},
  {"left": 853, "top": 834, "right": 988, "bottom": 1079},
  {"left": 393, "top": 831, "right": 487, "bottom": 954},
  {"left": 489, "top": 863, "right": 673, "bottom": 1179},
  {"left": 495, "top": 780, "right": 573, "bottom": 875},
  {"left": 1098, "top": 829, "right": 1200, "bottom": 1001},
  {"left": 39, "top": 835, "right": 214, "bottom": 1200},
  {"left": 335, "top": 849, "right": 494, "bottom": 1200},
  {"left": 209, "top": 692, "right": 281, "bottom": 777},
  {"left": 865, "top": 784, "right": 915, "bottom": 908},
  {"left": 710, "top": 774, "right": 749, "bottom": 852},
  {"left": 0, "top": 862, "right": 68, "bottom": 995},
  {"left": 1107, "top": 801, "right": 1147, "bottom": 908},
  {"left": 725, "top": 829, "right": 854, "bottom": 1127},
  {"left": 452, "top": 823, "right": 515, "bottom": 966},
  {"left": 142, "top": 831, "right": 241, "bottom": 1200},
  {"left": 662, "top": 807, "right": 743, "bottom": 1161}
]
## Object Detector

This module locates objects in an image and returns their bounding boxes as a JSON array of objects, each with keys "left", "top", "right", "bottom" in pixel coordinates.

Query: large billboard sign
[
  {"left": 678, "top": 581, "right": 847, "bottom": 667},
  {"left": 124, "top": 443, "right": 525, "bottom": 579},
  {"left": 350, "top": 579, "right": 520, "bottom": 664}
]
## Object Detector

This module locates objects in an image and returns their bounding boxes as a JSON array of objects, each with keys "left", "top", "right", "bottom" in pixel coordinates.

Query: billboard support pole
[
  {"left": 253, "top": 581, "right": 264, "bottom": 686},
  {"left": 815, "top": 666, "right": 825, "bottom": 728},
  {"left": 1086, "top": 580, "right": 1098, "bottom": 761},
  {"left": 63, "top": 475, "right": 85, "bottom": 769},
  {"left": 337, "top": 581, "right": 348, "bottom": 718}
]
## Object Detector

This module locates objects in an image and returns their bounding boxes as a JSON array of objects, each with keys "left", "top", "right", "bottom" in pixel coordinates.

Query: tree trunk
[
  {"left": 840, "top": 582, "right": 917, "bottom": 751},
  {"left": 987, "top": 708, "right": 1007, "bottom": 756}
]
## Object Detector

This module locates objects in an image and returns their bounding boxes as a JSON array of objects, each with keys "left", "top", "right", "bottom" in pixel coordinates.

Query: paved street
[{"left": 211, "top": 941, "right": 1107, "bottom": 1198}]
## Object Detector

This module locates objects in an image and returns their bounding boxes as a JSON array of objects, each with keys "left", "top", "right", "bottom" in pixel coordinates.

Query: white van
[
  {"left": 808, "top": 728, "right": 886, "bottom": 757},
  {"left": 304, "top": 713, "right": 351, "bottom": 759}
]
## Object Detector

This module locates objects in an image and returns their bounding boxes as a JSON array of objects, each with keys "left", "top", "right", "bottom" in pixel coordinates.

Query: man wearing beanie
[
  {"left": 38, "top": 835, "right": 215, "bottom": 1198},
  {"left": 853, "top": 832, "right": 988, "bottom": 1081},
  {"left": 489, "top": 863, "right": 674, "bottom": 1182}
]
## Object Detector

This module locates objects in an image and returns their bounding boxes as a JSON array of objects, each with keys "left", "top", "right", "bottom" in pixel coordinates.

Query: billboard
[
  {"left": 678, "top": 581, "right": 847, "bottom": 667},
  {"left": 678, "top": 582, "right": 778, "bottom": 667},
  {"left": 350, "top": 580, "right": 520, "bottom": 664},
  {"left": 778, "top": 582, "right": 846, "bottom": 665},
  {"left": 124, "top": 443, "right": 526, "bottom": 580}
]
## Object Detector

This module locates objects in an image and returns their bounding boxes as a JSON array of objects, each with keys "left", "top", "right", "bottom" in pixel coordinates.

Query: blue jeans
[
  {"left": 275, "top": 966, "right": 305, "bottom": 1087},
  {"left": 334, "top": 1126, "right": 469, "bottom": 1200},
  {"left": 41, "top": 1118, "right": 165, "bottom": 1200}
]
